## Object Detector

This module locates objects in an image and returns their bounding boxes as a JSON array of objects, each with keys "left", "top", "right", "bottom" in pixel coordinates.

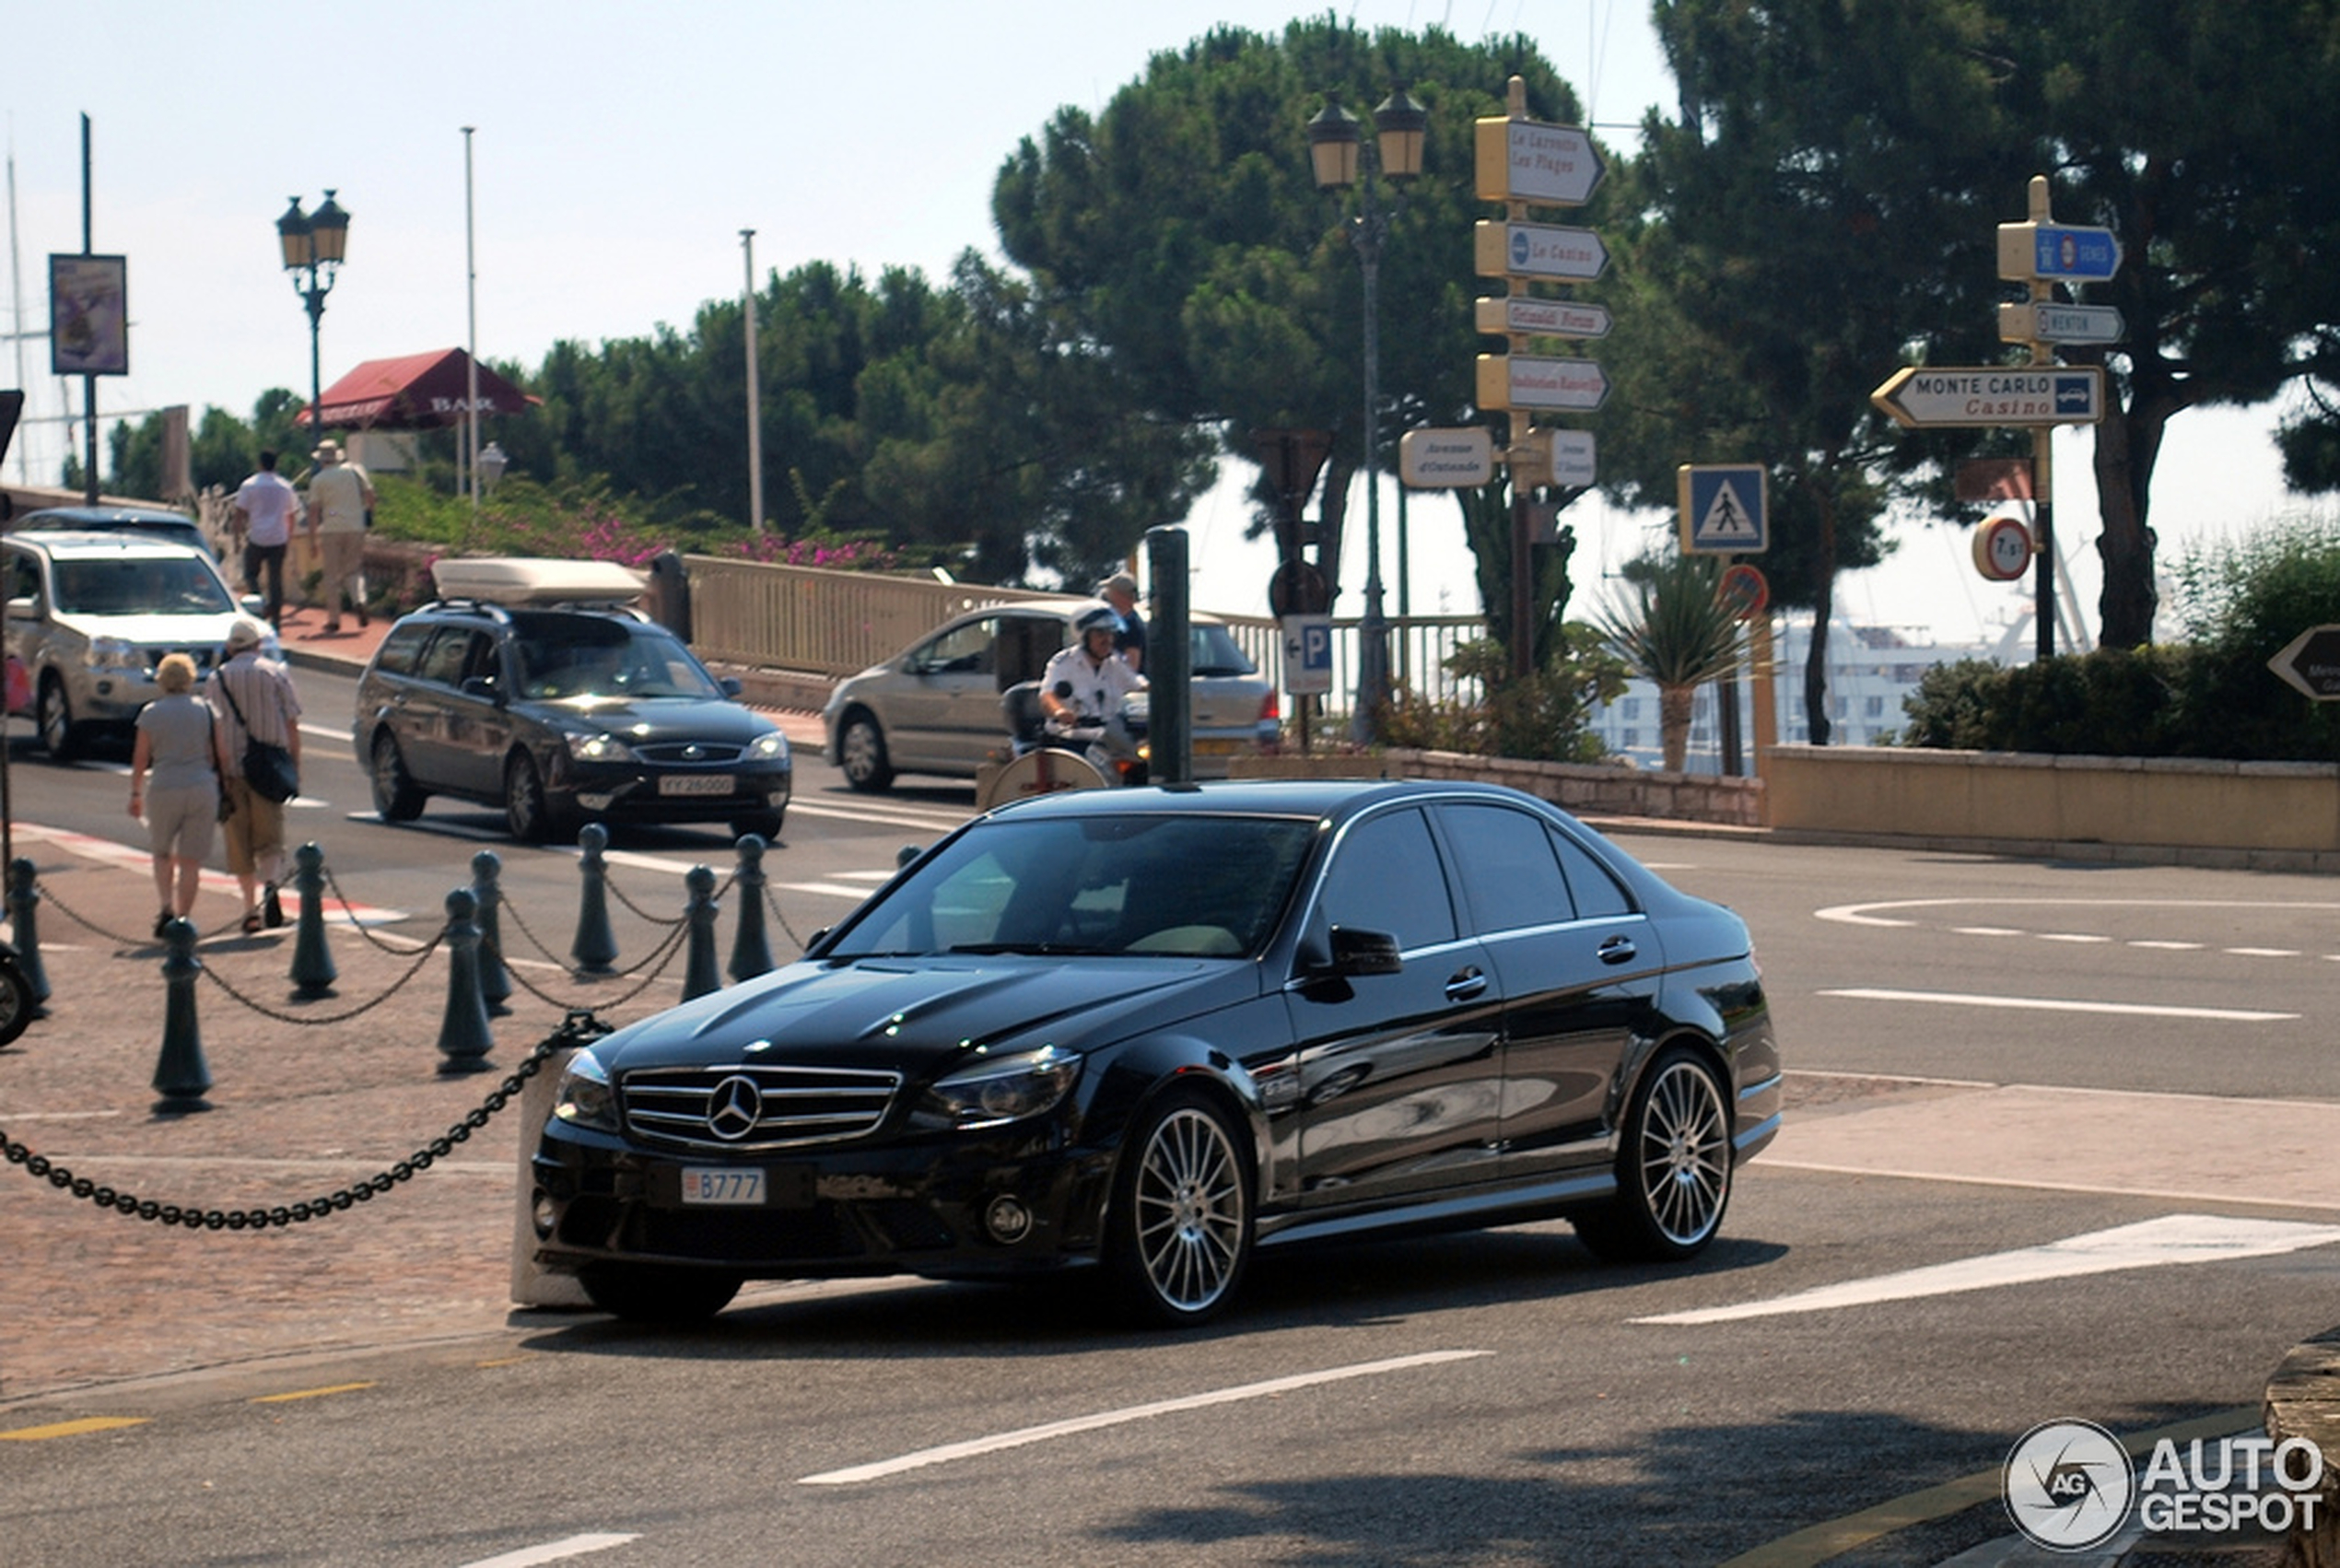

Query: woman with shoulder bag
[{"left": 207, "top": 619, "right": 303, "bottom": 934}]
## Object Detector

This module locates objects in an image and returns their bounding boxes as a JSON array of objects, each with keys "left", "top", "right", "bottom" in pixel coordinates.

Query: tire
[
  {"left": 1573, "top": 1046, "right": 1734, "bottom": 1264},
  {"left": 369, "top": 731, "right": 427, "bottom": 822},
  {"left": 1103, "top": 1088, "right": 1253, "bottom": 1328},
  {"left": 36, "top": 675, "right": 81, "bottom": 761},
  {"left": 0, "top": 955, "right": 33, "bottom": 1047},
  {"left": 579, "top": 1264, "right": 742, "bottom": 1324},
  {"left": 729, "top": 811, "right": 785, "bottom": 842},
  {"left": 504, "top": 752, "right": 559, "bottom": 844},
  {"left": 837, "top": 712, "right": 895, "bottom": 793}
]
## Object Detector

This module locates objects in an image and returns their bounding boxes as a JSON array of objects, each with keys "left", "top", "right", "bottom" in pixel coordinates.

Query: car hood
[
  {"left": 591, "top": 954, "right": 1252, "bottom": 1077},
  {"left": 59, "top": 610, "right": 244, "bottom": 644},
  {"left": 521, "top": 696, "right": 778, "bottom": 742}
]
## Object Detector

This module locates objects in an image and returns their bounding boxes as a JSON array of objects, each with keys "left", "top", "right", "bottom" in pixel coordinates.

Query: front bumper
[
  {"left": 530, "top": 1117, "right": 1115, "bottom": 1282},
  {"left": 552, "top": 760, "right": 792, "bottom": 825}
]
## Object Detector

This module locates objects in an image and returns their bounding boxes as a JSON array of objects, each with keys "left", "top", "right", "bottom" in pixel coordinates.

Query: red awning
[{"left": 298, "top": 347, "right": 539, "bottom": 431}]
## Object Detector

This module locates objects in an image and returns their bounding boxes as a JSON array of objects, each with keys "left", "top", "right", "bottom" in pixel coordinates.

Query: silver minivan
[{"left": 822, "top": 603, "right": 1279, "bottom": 791}]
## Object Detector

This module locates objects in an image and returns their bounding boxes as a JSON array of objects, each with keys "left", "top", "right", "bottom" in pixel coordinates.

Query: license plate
[
  {"left": 681, "top": 1167, "right": 765, "bottom": 1205},
  {"left": 1193, "top": 738, "right": 1246, "bottom": 755},
  {"left": 659, "top": 773, "right": 735, "bottom": 797}
]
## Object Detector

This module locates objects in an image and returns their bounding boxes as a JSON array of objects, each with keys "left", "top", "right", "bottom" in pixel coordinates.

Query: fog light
[
  {"left": 531, "top": 1190, "right": 558, "bottom": 1238},
  {"left": 576, "top": 792, "right": 614, "bottom": 810},
  {"left": 984, "top": 1194, "right": 1033, "bottom": 1245}
]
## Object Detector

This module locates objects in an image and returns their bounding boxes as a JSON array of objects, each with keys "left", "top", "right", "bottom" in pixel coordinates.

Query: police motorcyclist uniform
[{"left": 1040, "top": 603, "right": 1145, "bottom": 731}]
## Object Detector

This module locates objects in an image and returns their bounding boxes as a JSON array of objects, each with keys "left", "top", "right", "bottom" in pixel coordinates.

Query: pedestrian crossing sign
[{"left": 1678, "top": 464, "right": 1769, "bottom": 555}]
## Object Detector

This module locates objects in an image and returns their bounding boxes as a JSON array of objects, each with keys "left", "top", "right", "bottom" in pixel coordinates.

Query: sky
[{"left": 5, "top": 1, "right": 2324, "bottom": 651}]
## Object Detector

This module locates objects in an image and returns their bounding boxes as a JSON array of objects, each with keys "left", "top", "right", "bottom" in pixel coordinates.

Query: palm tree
[{"left": 1593, "top": 552, "right": 1750, "bottom": 772}]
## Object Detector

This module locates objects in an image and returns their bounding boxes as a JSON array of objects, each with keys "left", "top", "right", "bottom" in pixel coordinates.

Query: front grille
[
  {"left": 135, "top": 645, "right": 220, "bottom": 679},
  {"left": 636, "top": 741, "right": 749, "bottom": 765},
  {"left": 620, "top": 1063, "right": 901, "bottom": 1153}
]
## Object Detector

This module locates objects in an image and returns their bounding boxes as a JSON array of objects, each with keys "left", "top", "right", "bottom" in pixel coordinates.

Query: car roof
[
  {"left": 5, "top": 529, "right": 214, "bottom": 561},
  {"left": 16, "top": 505, "right": 198, "bottom": 528},
  {"left": 939, "top": 601, "right": 1229, "bottom": 629},
  {"left": 984, "top": 777, "right": 1540, "bottom": 823}
]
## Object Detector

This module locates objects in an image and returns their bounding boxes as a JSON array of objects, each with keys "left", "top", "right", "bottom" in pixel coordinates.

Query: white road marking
[
  {"left": 775, "top": 881, "right": 884, "bottom": 901},
  {"left": 2227, "top": 947, "right": 2300, "bottom": 958},
  {"left": 797, "top": 1350, "right": 1489, "bottom": 1485},
  {"left": 1952, "top": 926, "right": 2022, "bottom": 936},
  {"left": 6, "top": 822, "right": 404, "bottom": 924},
  {"left": 1634, "top": 1214, "right": 2340, "bottom": 1325},
  {"left": 1817, "top": 896, "right": 2340, "bottom": 927},
  {"left": 2132, "top": 940, "right": 2204, "bottom": 950},
  {"left": 1819, "top": 987, "right": 2295, "bottom": 1022},
  {"left": 2038, "top": 932, "right": 2112, "bottom": 943},
  {"left": 790, "top": 798, "right": 968, "bottom": 833},
  {"left": 454, "top": 1535, "right": 638, "bottom": 1568}
]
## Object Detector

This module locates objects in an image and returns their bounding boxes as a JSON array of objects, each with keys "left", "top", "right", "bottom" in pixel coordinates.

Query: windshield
[
  {"left": 827, "top": 812, "right": 1316, "bottom": 960},
  {"left": 511, "top": 613, "right": 725, "bottom": 700},
  {"left": 1191, "top": 624, "right": 1258, "bottom": 678},
  {"left": 53, "top": 556, "right": 234, "bottom": 616}
]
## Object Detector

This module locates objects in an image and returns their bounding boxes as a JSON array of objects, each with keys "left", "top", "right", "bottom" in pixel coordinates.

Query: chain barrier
[
  {"left": 198, "top": 930, "right": 446, "bottom": 1025},
  {"left": 764, "top": 881, "right": 811, "bottom": 954},
  {"left": 484, "top": 923, "right": 691, "bottom": 1013},
  {"left": 0, "top": 1012, "right": 611, "bottom": 1231},
  {"left": 603, "top": 863, "right": 738, "bottom": 929},
  {"left": 35, "top": 878, "right": 246, "bottom": 949},
  {"left": 322, "top": 862, "right": 437, "bottom": 956}
]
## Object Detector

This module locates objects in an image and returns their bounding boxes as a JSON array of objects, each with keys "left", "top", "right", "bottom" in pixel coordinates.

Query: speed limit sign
[{"left": 1972, "top": 514, "right": 2034, "bottom": 582}]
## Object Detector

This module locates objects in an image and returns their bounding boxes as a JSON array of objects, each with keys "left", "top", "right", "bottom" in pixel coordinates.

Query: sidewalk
[{"left": 0, "top": 804, "right": 699, "bottom": 1407}]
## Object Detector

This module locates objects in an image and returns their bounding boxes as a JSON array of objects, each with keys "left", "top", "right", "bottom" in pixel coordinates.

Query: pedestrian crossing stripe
[{"left": 1678, "top": 463, "right": 1770, "bottom": 555}]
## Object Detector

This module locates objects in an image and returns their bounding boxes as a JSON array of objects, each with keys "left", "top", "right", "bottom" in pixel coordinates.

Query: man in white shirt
[
  {"left": 304, "top": 439, "right": 375, "bottom": 634},
  {"left": 1040, "top": 602, "right": 1145, "bottom": 731},
  {"left": 231, "top": 450, "right": 301, "bottom": 630}
]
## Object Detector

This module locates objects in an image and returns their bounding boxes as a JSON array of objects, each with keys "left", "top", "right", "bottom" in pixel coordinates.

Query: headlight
[
  {"left": 88, "top": 636, "right": 139, "bottom": 670},
  {"left": 553, "top": 1048, "right": 619, "bottom": 1131},
  {"left": 750, "top": 730, "right": 790, "bottom": 761},
  {"left": 915, "top": 1046, "right": 1083, "bottom": 1130},
  {"left": 565, "top": 731, "right": 638, "bottom": 763}
]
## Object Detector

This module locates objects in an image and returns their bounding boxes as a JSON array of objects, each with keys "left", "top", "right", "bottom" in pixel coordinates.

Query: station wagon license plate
[
  {"left": 659, "top": 774, "right": 734, "bottom": 796},
  {"left": 681, "top": 1167, "right": 764, "bottom": 1205}
]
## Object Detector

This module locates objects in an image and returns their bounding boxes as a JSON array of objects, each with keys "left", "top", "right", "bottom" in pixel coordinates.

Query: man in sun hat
[
  {"left": 1095, "top": 569, "right": 1146, "bottom": 673},
  {"left": 207, "top": 618, "right": 302, "bottom": 932},
  {"left": 305, "top": 438, "right": 375, "bottom": 635}
]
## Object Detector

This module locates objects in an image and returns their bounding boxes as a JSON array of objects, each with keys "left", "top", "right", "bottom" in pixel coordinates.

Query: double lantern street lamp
[
  {"left": 276, "top": 191, "right": 351, "bottom": 461},
  {"left": 1307, "top": 88, "right": 1424, "bottom": 743}
]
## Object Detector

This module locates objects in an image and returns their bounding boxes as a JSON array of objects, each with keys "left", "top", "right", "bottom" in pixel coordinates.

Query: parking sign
[{"left": 1281, "top": 614, "right": 1333, "bottom": 696}]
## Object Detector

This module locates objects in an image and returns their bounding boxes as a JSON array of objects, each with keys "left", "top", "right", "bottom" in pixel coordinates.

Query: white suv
[{"left": 3, "top": 531, "right": 262, "bottom": 758}]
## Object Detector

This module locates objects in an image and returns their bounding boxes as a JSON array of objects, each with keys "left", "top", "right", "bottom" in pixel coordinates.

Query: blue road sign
[
  {"left": 1678, "top": 464, "right": 1769, "bottom": 555},
  {"left": 2030, "top": 224, "right": 2121, "bottom": 281}
]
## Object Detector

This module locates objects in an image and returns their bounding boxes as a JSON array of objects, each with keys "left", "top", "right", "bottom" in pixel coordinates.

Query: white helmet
[{"left": 1072, "top": 602, "right": 1120, "bottom": 638}]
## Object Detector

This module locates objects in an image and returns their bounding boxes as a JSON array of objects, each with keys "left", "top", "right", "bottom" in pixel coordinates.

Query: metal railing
[{"left": 682, "top": 555, "right": 1491, "bottom": 705}]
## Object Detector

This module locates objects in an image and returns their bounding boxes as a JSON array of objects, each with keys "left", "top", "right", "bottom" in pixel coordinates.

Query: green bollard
[
  {"left": 570, "top": 823, "right": 618, "bottom": 977},
  {"left": 152, "top": 918, "right": 213, "bottom": 1115},
  {"left": 682, "top": 864, "right": 720, "bottom": 1000},
  {"left": 727, "top": 834, "right": 773, "bottom": 982},
  {"left": 436, "top": 886, "right": 495, "bottom": 1074},
  {"left": 471, "top": 849, "right": 512, "bottom": 1016},
  {"left": 7, "top": 857, "right": 52, "bottom": 1007},
  {"left": 288, "top": 843, "right": 336, "bottom": 998}
]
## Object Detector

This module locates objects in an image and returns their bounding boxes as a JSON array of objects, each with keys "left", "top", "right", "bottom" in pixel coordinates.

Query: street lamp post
[
  {"left": 276, "top": 190, "right": 351, "bottom": 462},
  {"left": 1308, "top": 88, "right": 1423, "bottom": 743}
]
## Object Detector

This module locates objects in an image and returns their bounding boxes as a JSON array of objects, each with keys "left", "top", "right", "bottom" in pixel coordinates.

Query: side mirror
[
  {"left": 719, "top": 675, "right": 743, "bottom": 698},
  {"left": 240, "top": 592, "right": 265, "bottom": 616},
  {"left": 6, "top": 595, "right": 35, "bottom": 620},
  {"left": 1328, "top": 926, "right": 1402, "bottom": 977},
  {"left": 460, "top": 676, "right": 502, "bottom": 703}
]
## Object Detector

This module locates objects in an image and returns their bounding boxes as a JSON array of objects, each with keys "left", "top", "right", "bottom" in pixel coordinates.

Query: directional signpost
[
  {"left": 1998, "top": 221, "right": 2123, "bottom": 283},
  {"left": 1871, "top": 366, "right": 2104, "bottom": 428},
  {"left": 1477, "top": 354, "right": 1609, "bottom": 413},
  {"left": 1998, "top": 301, "right": 2124, "bottom": 346},
  {"left": 2268, "top": 626, "right": 2340, "bottom": 702},
  {"left": 1474, "top": 220, "right": 1608, "bottom": 282},
  {"left": 1398, "top": 427, "right": 1493, "bottom": 487},
  {"left": 1474, "top": 296, "right": 1611, "bottom": 340},
  {"left": 1474, "top": 118, "right": 1604, "bottom": 205}
]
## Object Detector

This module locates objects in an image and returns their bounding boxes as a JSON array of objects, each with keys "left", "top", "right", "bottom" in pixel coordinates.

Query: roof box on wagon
[{"left": 429, "top": 556, "right": 646, "bottom": 606}]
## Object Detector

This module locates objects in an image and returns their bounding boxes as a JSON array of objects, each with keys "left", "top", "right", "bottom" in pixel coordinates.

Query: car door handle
[
  {"left": 1445, "top": 967, "right": 1488, "bottom": 1002},
  {"left": 1597, "top": 936, "right": 1638, "bottom": 965}
]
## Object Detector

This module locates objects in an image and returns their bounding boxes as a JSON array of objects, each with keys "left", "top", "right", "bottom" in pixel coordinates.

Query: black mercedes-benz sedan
[{"left": 530, "top": 778, "right": 1780, "bottom": 1327}]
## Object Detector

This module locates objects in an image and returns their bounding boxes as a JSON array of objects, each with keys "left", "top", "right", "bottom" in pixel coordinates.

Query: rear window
[{"left": 1192, "top": 625, "right": 1257, "bottom": 677}]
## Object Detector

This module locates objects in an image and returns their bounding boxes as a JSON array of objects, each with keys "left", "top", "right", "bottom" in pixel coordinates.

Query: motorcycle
[{"left": 976, "top": 680, "right": 1150, "bottom": 811}]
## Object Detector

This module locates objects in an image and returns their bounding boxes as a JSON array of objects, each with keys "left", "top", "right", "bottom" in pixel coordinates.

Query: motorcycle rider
[{"left": 1040, "top": 602, "right": 1145, "bottom": 734}]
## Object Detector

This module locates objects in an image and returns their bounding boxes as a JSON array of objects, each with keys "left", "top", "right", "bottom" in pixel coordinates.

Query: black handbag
[{"left": 216, "top": 670, "right": 298, "bottom": 803}]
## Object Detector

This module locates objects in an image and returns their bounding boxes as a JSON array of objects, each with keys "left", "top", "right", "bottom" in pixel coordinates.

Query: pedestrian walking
[
  {"left": 304, "top": 438, "right": 374, "bottom": 634},
  {"left": 231, "top": 450, "right": 301, "bottom": 629},
  {"left": 129, "top": 653, "right": 227, "bottom": 938},
  {"left": 208, "top": 618, "right": 302, "bottom": 933}
]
